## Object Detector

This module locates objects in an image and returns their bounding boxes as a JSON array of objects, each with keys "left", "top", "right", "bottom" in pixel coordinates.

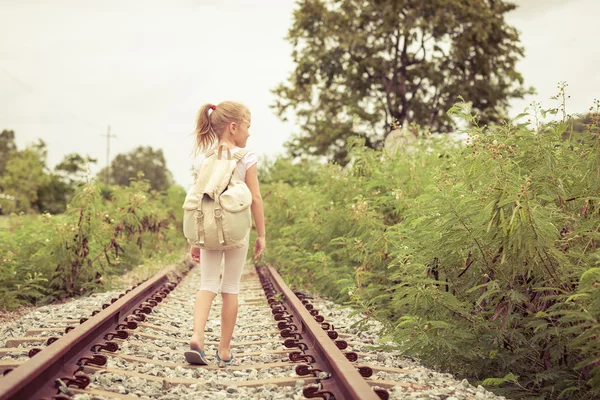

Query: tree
[
  {"left": 272, "top": 0, "right": 534, "bottom": 164},
  {"left": 33, "top": 153, "right": 97, "bottom": 214},
  {"left": 0, "top": 140, "right": 49, "bottom": 213},
  {"left": 97, "top": 146, "right": 173, "bottom": 191},
  {"left": 55, "top": 153, "right": 97, "bottom": 185},
  {"left": 0, "top": 130, "right": 17, "bottom": 177}
]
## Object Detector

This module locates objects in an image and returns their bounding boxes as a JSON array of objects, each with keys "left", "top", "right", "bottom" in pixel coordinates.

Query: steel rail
[
  {"left": 0, "top": 264, "right": 189, "bottom": 400},
  {"left": 262, "top": 265, "right": 380, "bottom": 400}
]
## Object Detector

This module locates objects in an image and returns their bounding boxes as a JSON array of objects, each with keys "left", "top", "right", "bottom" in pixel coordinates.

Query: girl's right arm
[{"left": 245, "top": 164, "right": 265, "bottom": 261}]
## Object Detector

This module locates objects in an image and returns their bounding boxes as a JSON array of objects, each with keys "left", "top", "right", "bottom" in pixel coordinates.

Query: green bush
[
  {"left": 262, "top": 100, "right": 600, "bottom": 399},
  {"left": 0, "top": 176, "right": 187, "bottom": 310}
]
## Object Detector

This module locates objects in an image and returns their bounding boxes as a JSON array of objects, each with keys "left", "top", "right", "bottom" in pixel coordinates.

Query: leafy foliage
[
  {"left": 0, "top": 134, "right": 98, "bottom": 215},
  {"left": 0, "top": 141, "right": 49, "bottom": 213},
  {"left": 262, "top": 96, "right": 600, "bottom": 398},
  {"left": 0, "top": 129, "right": 17, "bottom": 176},
  {"left": 0, "top": 176, "right": 186, "bottom": 310},
  {"left": 272, "top": 0, "right": 533, "bottom": 164},
  {"left": 97, "top": 146, "right": 174, "bottom": 191}
]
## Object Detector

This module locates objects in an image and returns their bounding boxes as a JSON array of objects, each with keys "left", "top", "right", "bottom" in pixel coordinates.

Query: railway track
[{"left": 0, "top": 262, "right": 437, "bottom": 399}]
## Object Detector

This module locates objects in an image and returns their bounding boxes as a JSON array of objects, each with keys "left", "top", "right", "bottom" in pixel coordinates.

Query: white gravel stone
[{"left": 0, "top": 264, "right": 511, "bottom": 399}]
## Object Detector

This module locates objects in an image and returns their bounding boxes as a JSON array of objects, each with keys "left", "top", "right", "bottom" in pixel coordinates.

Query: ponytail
[
  {"left": 193, "top": 104, "right": 217, "bottom": 155},
  {"left": 192, "top": 101, "right": 250, "bottom": 155}
]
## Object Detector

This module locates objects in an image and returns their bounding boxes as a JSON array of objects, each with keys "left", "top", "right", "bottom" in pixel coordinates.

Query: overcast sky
[{"left": 1, "top": 0, "right": 598, "bottom": 188}]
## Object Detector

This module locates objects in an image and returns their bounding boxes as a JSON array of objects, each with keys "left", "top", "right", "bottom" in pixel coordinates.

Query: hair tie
[{"left": 210, "top": 105, "right": 216, "bottom": 110}]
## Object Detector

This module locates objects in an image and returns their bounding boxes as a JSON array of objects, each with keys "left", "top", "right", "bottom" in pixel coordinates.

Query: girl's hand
[
  {"left": 190, "top": 247, "right": 200, "bottom": 263},
  {"left": 253, "top": 236, "right": 266, "bottom": 262}
]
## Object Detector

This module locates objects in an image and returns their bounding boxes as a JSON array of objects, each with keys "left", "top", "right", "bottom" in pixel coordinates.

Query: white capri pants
[{"left": 199, "top": 238, "right": 249, "bottom": 294}]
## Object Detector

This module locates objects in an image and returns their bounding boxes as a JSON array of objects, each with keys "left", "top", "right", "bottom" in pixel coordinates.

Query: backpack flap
[{"left": 220, "top": 180, "right": 252, "bottom": 212}]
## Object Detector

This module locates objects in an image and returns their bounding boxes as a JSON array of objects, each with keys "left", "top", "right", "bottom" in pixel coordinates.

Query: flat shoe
[
  {"left": 216, "top": 349, "right": 234, "bottom": 367},
  {"left": 184, "top": 349, "right": 208, "bottom": 365}
]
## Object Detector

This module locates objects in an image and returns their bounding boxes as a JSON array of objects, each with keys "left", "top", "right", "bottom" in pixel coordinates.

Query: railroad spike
[
  {"left": 302, "top": 383, "right": 335, "bottom": 399},
  {"left": 334, "top": 340, "right": 348, "bottom": 350},
  {"left": 46, "top": 337, "right": 59, "bottom": 345},
  {"left": 56, "top": 374, "right": 91, "bottom": 389},
  {"left": 103, "top": 330, "right": 129, "bottom": 340},
  {"left": 78, "top": 354, "right": 108, "bottom": 366},
  {"left": 116, "top": 321, "right": 138, "bottom": 330},
  {"left": 374, "top": 387, "right": 390, "bottom": 400},
  {"left": 28, "top": 348, "right": 43, "bottom": 358},
  {"left": 289, "top": 352, "right": 316, "bottom": 363},
  {"left": 357, "top": 365, "right": 373, "bottom": 377},
  {"left": 284, "top": 338, "right": 308, "bottom": 350}
]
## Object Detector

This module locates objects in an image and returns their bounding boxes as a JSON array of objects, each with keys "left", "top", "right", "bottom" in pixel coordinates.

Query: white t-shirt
[{"left": 194, "top": 147, "right": 257, "bottom": 182}]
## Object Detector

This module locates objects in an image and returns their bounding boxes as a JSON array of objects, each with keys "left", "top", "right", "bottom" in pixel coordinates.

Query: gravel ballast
[{"left": 0, "top": 263, "right": 509, "bottom": 399}]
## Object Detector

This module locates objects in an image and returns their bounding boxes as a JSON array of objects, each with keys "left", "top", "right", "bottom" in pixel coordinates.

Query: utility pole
[{"left": 102, "top": 125, "right": 117, "bottom": 185}]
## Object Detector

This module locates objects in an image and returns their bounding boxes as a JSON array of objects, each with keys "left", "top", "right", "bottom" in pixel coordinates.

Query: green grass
[{"left": 0, "top": 216, "right": 9, "bottom": 229}]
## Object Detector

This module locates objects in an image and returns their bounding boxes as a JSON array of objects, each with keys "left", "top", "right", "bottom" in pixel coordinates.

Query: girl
[{"left": 185, "top": 101, "right": 266, "bottom": 366}]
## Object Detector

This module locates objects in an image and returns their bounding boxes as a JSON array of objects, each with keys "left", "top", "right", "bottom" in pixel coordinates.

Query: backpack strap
[
  {"left": 196, "top": 199, "right": 205, "bottom": 245},
  {"left": 205, "top": 146, "right": 247, "bottom": 160},
  {"left": 233, "top": 149, "right": 249, "bottom": 161},
  {"left": 217, "top": 145, "right": 232, "bottom": 160}
]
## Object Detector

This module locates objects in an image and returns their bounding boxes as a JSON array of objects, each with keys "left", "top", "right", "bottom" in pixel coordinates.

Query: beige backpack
[{"left": 182, "top": 145, "right": 252, "bottom": 250}]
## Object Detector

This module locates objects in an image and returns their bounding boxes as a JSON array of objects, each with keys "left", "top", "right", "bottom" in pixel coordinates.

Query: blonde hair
[{"left": 193, "top": 101, "right": 250, "bottom": 155}]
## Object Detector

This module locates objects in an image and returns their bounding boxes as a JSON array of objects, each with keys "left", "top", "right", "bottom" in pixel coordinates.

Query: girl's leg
[
  {"left": 190, "top": 249, "right": 222, "bottom": 352},
  {"left": 218, "top": 238, "right": 250, "bottom": 360}
]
